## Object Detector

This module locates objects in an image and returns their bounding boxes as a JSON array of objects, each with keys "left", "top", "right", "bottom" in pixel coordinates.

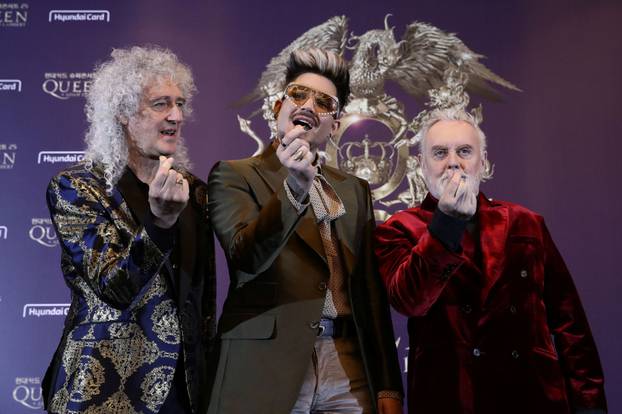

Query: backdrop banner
[{"left": 2, "top": 1, "right": 620, "bottom": 412}]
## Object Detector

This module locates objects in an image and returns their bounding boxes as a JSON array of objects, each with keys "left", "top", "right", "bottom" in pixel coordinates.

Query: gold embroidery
[
  {"left": 98, "top": 324, "right": 162, "bottom": 379},
  {"left": 152, "top": 299, "right": 181, "bottom": 345},
  {"left": 134, "top": 274, "right": 167, "bottom": 309},
  {"left": 68, "top": 355, "right": 105, "bottom": 403},
  {"left": 82, "top": 391, "right": 140, "bottom": 414},
  {"left": 140, "top": 366, "right": 176, "bottom": 412},
  {"left": 48, "top": 168, "right": 182, "bottom": 414}
]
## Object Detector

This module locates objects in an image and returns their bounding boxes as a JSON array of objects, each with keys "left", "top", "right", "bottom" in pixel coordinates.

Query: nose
[
  {"left": 300, "top": 95, "right": 316, "bottom": 112},
  {"left": 167, "top": 104, "right": 183, "bottom": 123},
  {"left": 446, "top": 151, "right": 460, "bottom": 170}
]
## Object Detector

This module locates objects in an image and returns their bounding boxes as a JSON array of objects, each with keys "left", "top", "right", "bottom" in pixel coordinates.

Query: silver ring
[{"left": 294, "top": 148, "right": 305, "bottom": 162}]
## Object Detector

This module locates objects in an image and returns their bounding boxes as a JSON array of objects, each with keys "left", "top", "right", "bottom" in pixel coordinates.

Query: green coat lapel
[{"left": 251, "top": 143, "right": 327, "bottom": 265}]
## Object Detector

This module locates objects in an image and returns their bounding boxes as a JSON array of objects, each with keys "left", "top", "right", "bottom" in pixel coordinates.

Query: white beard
[{"left": 424, "top": 168, "right": 481, "bottom": 199}]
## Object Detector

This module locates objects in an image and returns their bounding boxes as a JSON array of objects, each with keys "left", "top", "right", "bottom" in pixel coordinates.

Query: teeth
[{"left": 294, "top": 118, "right": 312, "bottom": 128}]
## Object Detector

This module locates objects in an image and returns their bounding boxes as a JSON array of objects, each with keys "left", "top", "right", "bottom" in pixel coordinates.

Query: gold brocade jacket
[{"left": 42, "top": 163, "right": 216, "bottom": 414}]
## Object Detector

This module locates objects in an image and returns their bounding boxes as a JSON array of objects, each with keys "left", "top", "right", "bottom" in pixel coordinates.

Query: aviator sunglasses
[{"left": 283, "top": 83, "right": 340, "bottom": 116}]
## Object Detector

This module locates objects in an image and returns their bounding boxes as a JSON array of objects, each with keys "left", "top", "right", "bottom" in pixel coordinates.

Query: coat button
[
  {"left": 318, "top": 281, "right": 327, "bottom": 291},
  {"left": 461, "top": 304, "right": 473, "bottom": 314},
  {"left": 309, "top": 321, "right": 320, "bottom": 330},
  {"left": 520, "top": 269, "right": 528, "bottom": 278},
  {"left": 509, "top": 305, "right": 517, "bottom": 314},
  {"left": 472, "top": 348, "right": 481, "bottom": 357},
  {"left": 441, "top": 263, "right": 456, "bottom": 280},
  {"left": 511, "top": 350, "right": 520, "bottom": 359}
]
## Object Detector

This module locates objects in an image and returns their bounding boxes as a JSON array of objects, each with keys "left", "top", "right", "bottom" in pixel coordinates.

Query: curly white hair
[{"left": 83, "top": 45, "right": 196, "bottom": 192}]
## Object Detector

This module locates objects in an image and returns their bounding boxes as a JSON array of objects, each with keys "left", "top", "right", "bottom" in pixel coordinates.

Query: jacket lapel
[
  {"left": 477, "top": 194, "right": 509, "bottom": 304},
  {"left": 117, "top": 167, "right": 199, "bottom": 303},
  {"left": 116, "top": 168, "right": 148, "bottom": 227},
  {"left": 252, "top": 143, "right": 327, "bottom": 264},
  {"left": 176, "top": 192, "right": 198, "bottom": 303}
]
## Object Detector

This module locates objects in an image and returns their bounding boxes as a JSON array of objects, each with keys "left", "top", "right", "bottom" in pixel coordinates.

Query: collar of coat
[{"left": 249, "top": 141, "right": 361, "bottom": 275}]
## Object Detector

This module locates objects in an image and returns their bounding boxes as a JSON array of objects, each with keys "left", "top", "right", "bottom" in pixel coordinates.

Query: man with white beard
[{"left": 374, "top": 108, "right": 607, "bottom": 414}]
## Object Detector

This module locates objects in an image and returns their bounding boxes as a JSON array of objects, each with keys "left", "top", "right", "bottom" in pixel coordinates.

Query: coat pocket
[{"left": 220, "top": 313, "right": 276, "bottom": 340}]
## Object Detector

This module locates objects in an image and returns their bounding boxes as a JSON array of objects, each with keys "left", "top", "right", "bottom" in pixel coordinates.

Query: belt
[{"left": 317, "top": 317, "right": 356, "bottom": 338}]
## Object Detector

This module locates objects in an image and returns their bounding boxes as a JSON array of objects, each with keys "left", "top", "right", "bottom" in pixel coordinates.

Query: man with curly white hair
[{"left": 42, "top": 46, "right": 216, "bottom": 414}]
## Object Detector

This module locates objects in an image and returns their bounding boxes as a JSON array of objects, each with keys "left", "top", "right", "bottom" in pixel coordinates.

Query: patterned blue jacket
[{"left": 42, "top": 162, "right": 216, "bottom": 414}]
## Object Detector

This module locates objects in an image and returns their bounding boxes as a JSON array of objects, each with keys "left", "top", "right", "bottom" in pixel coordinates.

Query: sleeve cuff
[
  {"left": 143, "top": 210, "right": 177, "bottom": 253},
  {"left": 283, "top": 178, "right": 309, "bottom": 214},
  {"left": 428, "top": 208, "right": 467, "bottom": 253}
]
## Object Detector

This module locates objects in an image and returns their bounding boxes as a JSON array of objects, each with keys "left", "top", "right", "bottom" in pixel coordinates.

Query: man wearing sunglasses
[{"left": 207, "top": 48, "right": 403, "bottom": 413}]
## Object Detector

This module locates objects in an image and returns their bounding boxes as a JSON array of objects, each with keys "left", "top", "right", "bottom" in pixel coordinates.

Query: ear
[
  {"left": 330, "top": 119, "right": 341, "bottom": 135},
  {"left": 272, "top": 100, "right": 283, "bottom": 119}
]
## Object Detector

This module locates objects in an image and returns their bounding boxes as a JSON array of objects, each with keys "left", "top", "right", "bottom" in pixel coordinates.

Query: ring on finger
[{"left": 294, "top": 148, "right": 305, "bottom": 162}]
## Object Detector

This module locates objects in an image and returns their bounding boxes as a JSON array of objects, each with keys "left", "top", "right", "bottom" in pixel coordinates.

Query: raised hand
[
  {"left": 276, "top": 125, "right": 316, "bottom": 195},
  {"left": 438, "top": 168, "right": 477, "bottom": 220},
  {"left": 148, "top": 156, "right": 189, "bottom": 228}
]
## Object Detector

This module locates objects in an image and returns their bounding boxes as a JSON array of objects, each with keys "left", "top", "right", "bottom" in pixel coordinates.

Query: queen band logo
[
  {"left": 42, "top": 72, "right": 93, "bottom": 100},
  {"left": 238, "top": 15, "right": 519, "bottom": 219},
  {"left": 0, "top": 3, "right": 28, "bottom": 28},
  {"left": 13, "top": 377, "right": 42, "bottom": 409},
  {"left": 0, "top": 143, "right": 17, "bottom": 170},
  {"left": 29, "top": 218, "right": 58, "bottom": 247},
  {"left": 48, "top": 9, "right": 110, "bottom": 23}
]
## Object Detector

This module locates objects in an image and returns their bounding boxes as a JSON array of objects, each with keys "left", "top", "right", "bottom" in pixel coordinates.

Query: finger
[
  {"left": 171, "top": 174, "right": 189, "bottom": 200},
  {"left": 153, "top": 157, "right": 175, "bottom": 188},
  {"left": 281, "top": 125, "right": 307, "bottom": 147},
  {"left": 443, "top": 170, "right": 461, "bottom": 199},
  {"left": 279, "top": 138, "right": 308, "bottom": 159},
  {"left": 181, "top": 178, "right": 189, "bottom": 200},
  {"left": 293, "top": 146, "right": 307, "bottom": 162},
  {"left": 161, "top": 169, "right": 178, "bottom": 192},
  {"left": 301, "top": 150, "right": 316, "bottom": 169},
  {"left": 453, "top": 174, "right": 467, "bottom": 198}
]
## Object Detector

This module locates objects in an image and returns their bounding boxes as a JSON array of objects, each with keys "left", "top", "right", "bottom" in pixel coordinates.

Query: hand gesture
[
  {"left": 276, "top": 125, "right": 316, "bottom": 195},
  {"left": 148, "top": 156, "right": 189, "bottom": 228},
  {"left": 437, "top": 168, "right": 477, "bottom": 220}
]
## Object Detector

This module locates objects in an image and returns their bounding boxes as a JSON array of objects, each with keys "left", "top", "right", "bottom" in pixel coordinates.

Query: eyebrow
[{"left": 148, "top": 96, "right": 186, "bottom": 102}]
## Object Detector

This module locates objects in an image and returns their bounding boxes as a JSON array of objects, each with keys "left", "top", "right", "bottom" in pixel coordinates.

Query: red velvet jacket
[{"left": 375, "top": 193, "right": 606, "bottom": 414}]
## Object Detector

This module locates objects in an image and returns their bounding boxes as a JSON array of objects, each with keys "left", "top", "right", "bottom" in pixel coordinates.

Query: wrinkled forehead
[
  {"left": 423, "top": 119, "right": 480, "bottom": 150},
  {"left": 141, "top": 76, "right": 184, "bottom": 99}
]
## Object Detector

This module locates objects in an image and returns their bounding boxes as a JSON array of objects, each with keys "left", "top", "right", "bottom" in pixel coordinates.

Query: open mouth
[
  {"left": 160, "top": 128, "right": 177, "bottom": 136},
  {"left": 292, "top": 113, "right": 317, "bottom": 130}
]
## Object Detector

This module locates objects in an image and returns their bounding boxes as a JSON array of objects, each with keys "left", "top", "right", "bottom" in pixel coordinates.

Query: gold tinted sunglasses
[{"left": 283, "top": 83, "right": 340, "bottom": 116}]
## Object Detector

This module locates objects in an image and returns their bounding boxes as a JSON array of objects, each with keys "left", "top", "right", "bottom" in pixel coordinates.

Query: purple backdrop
[{"left": 1, "top": 0, "right": 620, "bottom": 412}]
